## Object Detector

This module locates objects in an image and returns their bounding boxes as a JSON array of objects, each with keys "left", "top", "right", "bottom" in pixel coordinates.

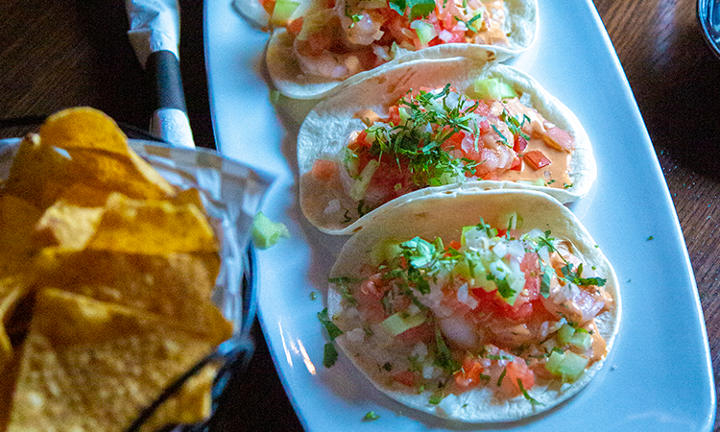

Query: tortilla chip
[
  {"left": 0, "top": 267, "right": 33, "bottom": 395},
  {"left": 68, "top": 149, "right": 176, "bottom": 200},
  {"left": 55, "top": 183, "right": 114, "bottom": 208},
  {"left": 0, "top": 280, "right": 26, "bottom": 375},
  {"left": 35, "top": 107, "right": 174, "bottom": 199},
  {"left": 34, "top": 248, "right": 230, "bottom": 342},
  {"left": 39, "top": 107, "right": 131, "bottom": 157},
  {"left": 0, "top": 194, "right": 43, "bottom": 256},
  {"left": 2, "top": 134, "right": 77, "bottom": 209},
  {"left": 173, "top": 187, "right": 208, "bottom": 213},
  {"left": 0, "top": 353, "right": 21, "bottom": 432},
  {"left": 142, "top": 363, "right": 218, "bottom": 430},
  {"left": 33, "top": 200, "right": 104, "bottom": 249},
  {"left": 5, "top": 289, "right": 221, "bottom": 432},
  {"left": 87, "top": 193, "right": 219, "bottom": 255}
]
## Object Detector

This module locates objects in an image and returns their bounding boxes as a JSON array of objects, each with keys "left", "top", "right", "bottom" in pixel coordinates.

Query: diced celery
[
  {"left": 398, "top": 106, "right": 410, "bottom": 123},
  {"left": 468, "top": 6, "right": 487, "bottom": 31},
  {"left": 570, "top": 331, "right": 593, "bottom": 350},
  {"left": 370, "top": 240, "right": 403, "bottom": 266},
  {"left": 349, "top": 159, "right": 379, "bottom": 201},
  {"left": 270, "top": 0, "right": 300, "bottom": 25},
  {"left": 545, "top": 350, "right": 589, "bottom": 383},
  {"left": 517, "top": 178, "right": 547, "bottom": 187},
  {"left": 410, "top": 20, "right": 436, "bottom": 46},
  {"left": 472, "top": 78, "right": 518, "bottom": 101},
  {"left": 502, "top": 212, "right": 523, "bottom": 231},
  {"left": 381, "top": 312, "right": 426, "bottom": 337},
  {"left": 252, "top": 212, "right": 290, "bottom": 250},
  {"left": 557, "top": 351, "right": 589, "bottom": 382},
  {"left": 545, "top": 350, "right": 565, "bottom": 374},
  {"left": 557, "top": 323, "right": 576, "bottom": 345}
]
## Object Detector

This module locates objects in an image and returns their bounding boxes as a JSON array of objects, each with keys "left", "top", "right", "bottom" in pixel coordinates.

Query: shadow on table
[{"left": 634, "top": 20, "right": 720, "bottom": 180}]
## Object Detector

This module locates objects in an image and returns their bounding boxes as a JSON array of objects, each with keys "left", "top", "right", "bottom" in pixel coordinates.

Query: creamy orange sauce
[
  {"left": 499, "top": 138, "right": 573, "bottom": 187},
  {"left": 473, "top": 0, "right": 508, "bottom": 46}
]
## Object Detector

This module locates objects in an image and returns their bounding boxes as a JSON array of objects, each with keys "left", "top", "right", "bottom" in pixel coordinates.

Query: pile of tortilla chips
[{"left": 0, "top": 108, "right": 233, "bottom": 432}]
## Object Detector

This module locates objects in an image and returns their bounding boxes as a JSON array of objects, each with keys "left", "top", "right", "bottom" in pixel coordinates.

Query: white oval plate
[{"left": 203, "top": 0, "right": 717, "bottom": 430}]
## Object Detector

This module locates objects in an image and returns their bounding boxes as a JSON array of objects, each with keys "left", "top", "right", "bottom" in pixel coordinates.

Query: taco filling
[
  {"left": 327, "top": 218, "right": 613, "bottom": 406},
  {"left": 307, "top": 81, "right": 575, "bottom": 218},
  {"left": 278, "top": 0, "right": 509, "bottom": 80}
]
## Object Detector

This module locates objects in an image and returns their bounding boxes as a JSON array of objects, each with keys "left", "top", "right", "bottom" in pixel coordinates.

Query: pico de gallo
[
  {"left": 323, "top": 218, "right": 613, "bottom": 405},
  {"left": 265, "top": 0, "right": 510, "bottom": 79},
  {"left": 308, "top": 79, "right": 575, "bottom": 218}
]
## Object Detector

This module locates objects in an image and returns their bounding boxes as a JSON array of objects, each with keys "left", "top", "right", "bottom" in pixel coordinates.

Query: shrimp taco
[
  {"left": 265, "top": 0, "right": 538, "bottom": 99},
  {"left": 299, "top": 57, "right": 596, "bottom": 235},
  {"left": 324, "top": 189, "right": 620, "bottom": 422}
]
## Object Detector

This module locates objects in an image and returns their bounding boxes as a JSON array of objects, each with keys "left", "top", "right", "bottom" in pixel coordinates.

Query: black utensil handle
[{"left": 146, "top": 49, "right": 187, "bottom": 113}]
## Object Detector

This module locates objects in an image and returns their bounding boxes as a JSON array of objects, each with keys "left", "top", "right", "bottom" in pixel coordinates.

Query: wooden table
[{"left": 0, "top": 0, "right": 717, "bottom": 430}]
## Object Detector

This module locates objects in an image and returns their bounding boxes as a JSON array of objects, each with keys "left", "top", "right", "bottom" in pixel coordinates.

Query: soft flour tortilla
[
  {"left": 266, "top": 0, "right": 538, "bottom": 100},
  {"left": 298, "top": 57, "right": 597, "bottom": 235},
  {"left": 327, "top": 189, "right": 621, "bottom": 422}
]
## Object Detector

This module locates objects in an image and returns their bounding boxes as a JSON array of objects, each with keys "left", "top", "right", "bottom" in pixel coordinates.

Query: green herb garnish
[
  {"left": 318, "top": 308, "right": 343, "bottom": 340},
  {"left": 363, "top": 411, "right": 380, "bottom": 421},
  {"left": 323, "top": 342, "right": 339, "bottom": 367},
  {"left": 518, "top": 379, "right": 543, "bottom": 405}
]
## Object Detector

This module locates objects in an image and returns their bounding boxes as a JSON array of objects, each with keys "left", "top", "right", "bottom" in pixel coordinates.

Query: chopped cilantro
[
  {"left": 363, "top": 411, "right": 380, "bottom": 421},
  {"left": 317, "top": 308, "right": 343, "bottom": 340},
  {"left": 350, "top": 86, "right": 486, "bottom": 196},
  {"left": 329, "top": 277, "right": 360, "bottom": 306},
  {"left": 310, "top": 291, "right": 318, "bottom": 301},
  {"left": 433, "top": 325, "right": 460, "bottom": 373},
  {"left": 486, "top": 354, "right": 513, "bottom": 361},
  {"left": 491, "top": 124, "right": 511, "bottom": 147},
  {"left": 486, "top": 272, "right": 515, "bottom": 299},
  {"left": 647, "top": 235, "right": 654, "bottom": 241},
  {"left": 561, "top": 263, "right": 606, "bottom": 288},
  {"left": 428, "top": 389, "right": 445, "bottom": 405},
  {"left": 497, "top": 367, "right": 507, "bottom": 386},
  {"left": 387, "top": 0, "right": 436, "bottom": 20},
  {"left": 518, "top": 379, "right": 543, "bottom": 405},
  {"left": 499, "top": 110, "right": 531, "bottom": 141},
  {"left": 323, "top": 342, "right": 339, "bottom": 368},
  {"left": 540, "top": 264, "right": 554, "bottom": 298}
]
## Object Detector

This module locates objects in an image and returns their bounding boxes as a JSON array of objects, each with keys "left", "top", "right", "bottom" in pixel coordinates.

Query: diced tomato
[
  {"left": 513, "top": 135, "right": 528, "bottom": 152},
  {"left": 393, "top": 370, "right": 418, "bottom": 387},
  {"left": 519, "top": 253, "right": 540, "bottom": 299},
  {"left": 310, "top": 159, "right": 337, "bottom": 181},
  {"left": 509, "top": 157, "right": 522, "bottom": 171},
  {"left": 395, "top": 322, "right": 434, "bottom": 344},
  {"left": 446, "top": 240, "right": 462, "bottom": 251},
  {"left": 260, "top": 0, "right": 276, "bottom": 14},
  {"left": 348, "top": 130, "right": 371, "bottom": 152},
  {"left": 287, "top": 17, "right": 304, "bottom": 36},
  {"left": 471, "top": 253, "right": 541, "bottom": 321},
  {"left": 387, "top": 105, "right": 402, "bottom": 126},
  {"left": 362, "top": 156, "right": 415, "bottom": 205},
  {"left": 474, "top": 103, "right": 493, "bottom": 118},
  {"left": 298, "top": 31, "right": 333, "bottom": 56},
  {"left": 499, "top": 359, "right": 535, "bottom": 397},
  {"left": 453, "top": 356, "right": 485, "bottom": 393},
  {"left": 543, "top": 127, "right": 575, "bottom": 152},
  {"left": 523, "top": 150, "right": 551, "bottom": 170},
  {"left": 356, "top": 274, "right": 388, "bottom": 324}
]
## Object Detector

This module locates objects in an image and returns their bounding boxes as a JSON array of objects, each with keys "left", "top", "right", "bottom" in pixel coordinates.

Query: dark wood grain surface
[{"left": 0, "top": 0, "right": 717, "bottom": 430}]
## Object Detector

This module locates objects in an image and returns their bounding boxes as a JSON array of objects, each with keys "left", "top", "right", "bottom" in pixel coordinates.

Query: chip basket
[{"left": 0, "top": 131, "right": 273, "bottom": 432}]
